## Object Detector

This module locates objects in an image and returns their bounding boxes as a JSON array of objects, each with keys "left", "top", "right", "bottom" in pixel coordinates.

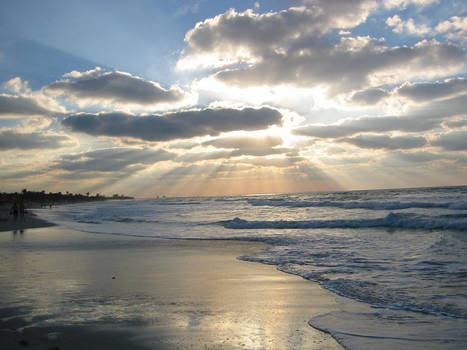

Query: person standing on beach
[{"left": 10, "top": 202, "right": 19, "bottom": 220}]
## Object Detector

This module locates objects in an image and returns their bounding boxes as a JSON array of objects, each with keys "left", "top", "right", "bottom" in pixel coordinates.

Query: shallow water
[{"left": 35, "top": 186, "right": 467, "bottom": 349}]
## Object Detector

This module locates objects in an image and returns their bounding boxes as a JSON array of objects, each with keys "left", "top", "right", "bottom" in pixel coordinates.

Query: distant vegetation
[{"left": 0, "top": 189, "right": 134, "bottom": 207}]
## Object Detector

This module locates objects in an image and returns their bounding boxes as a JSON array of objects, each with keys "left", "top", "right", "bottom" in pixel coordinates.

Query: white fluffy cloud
[
  {"left": 386, "top": 15, "right": 430, "bottom": 35},
  {"left": 177, "top": 3, "right": 464, "bottom": 95},
  {"left": 436, "top": 16, "right": 467, "bottom": 43}
]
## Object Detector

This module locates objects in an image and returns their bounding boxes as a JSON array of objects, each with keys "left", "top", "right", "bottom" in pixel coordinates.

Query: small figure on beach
[{"left": 10, "top": 202, "right": 19, "bottom": 220}]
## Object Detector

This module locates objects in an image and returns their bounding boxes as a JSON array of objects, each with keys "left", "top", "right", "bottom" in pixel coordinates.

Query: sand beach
[
  {"left": 0, "top": 224, "right": 343, "bottom": 350},
  {"left": 0, "top": 204, "right": 55, "bottom": 233}
]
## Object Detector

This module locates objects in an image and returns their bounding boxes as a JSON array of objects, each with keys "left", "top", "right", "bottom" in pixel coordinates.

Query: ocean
[{"left": 35, "top": 185, "right": 467, "bottom": 349}]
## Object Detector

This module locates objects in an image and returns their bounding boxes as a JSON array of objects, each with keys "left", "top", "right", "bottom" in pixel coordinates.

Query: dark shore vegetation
[{"left": 1, "top": 189, "right": 134, "bottom": 208}]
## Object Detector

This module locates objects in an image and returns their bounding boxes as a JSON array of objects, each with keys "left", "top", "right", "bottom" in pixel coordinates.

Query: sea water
[{"left": 35, "top": 186, "right": 467, "bottom": 349}]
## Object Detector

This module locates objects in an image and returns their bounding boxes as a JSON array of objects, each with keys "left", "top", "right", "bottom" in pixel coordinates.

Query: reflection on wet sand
[{"left": 0, "top": 226, "right": 342, "bottom": 349}]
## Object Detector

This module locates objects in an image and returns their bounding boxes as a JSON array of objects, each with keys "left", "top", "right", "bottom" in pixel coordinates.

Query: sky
[{"left": 0, "top": 0, "right": 466, "bottom": 197}]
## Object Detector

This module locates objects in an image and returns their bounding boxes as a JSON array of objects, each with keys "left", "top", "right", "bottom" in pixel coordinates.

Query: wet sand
[
  {"left": 0, "top": 205, "right": 55, "bottom": 232},
  {"left": 0, "top": 226, "right": 343, "bottom": 349}
]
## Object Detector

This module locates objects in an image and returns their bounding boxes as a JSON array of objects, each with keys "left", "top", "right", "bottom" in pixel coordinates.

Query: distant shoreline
[{"left": 0, "top": 190, "right": 134, "bottom": 233}]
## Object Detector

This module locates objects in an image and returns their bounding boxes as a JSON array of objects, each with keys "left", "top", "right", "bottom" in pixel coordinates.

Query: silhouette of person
[{"left": 10, "top": 202, "right": 18, "bottom": 220}]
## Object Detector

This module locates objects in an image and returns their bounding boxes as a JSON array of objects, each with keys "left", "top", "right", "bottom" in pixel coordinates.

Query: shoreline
[
  {"left": 0, "top": 211, "right": 55, "bottom": 233},
  {"left": 0, "top": 225, "right": 344, "bottom": 349}
]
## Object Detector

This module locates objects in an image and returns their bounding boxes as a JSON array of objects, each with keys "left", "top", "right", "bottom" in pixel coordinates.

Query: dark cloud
[
  {"left": 431, "top": 130, "right": 467, "bottom": 151},
  {"left": 443, "top": 119, "right": 467, "bottom": 129},
  {"left": 45, "top": 71, "right": 185, "bottom": 106},
  {"left": 0, "top": 94, "right": 52, "bottom": 117},
  {"left": 295, "top": 94, "right": 466, "bottom": 138},
  {"left": 0, "top": 169, "right": 42, "bottom": 180},
  {"left": 62, "top": 107, "right": 283, "bottom": 141},
  {"left": 52, "top": 147, "right": 175, "bottom": 173},
  {"left": 350, "top": 88, "right": 389, "bottom": 105},
  {"left": 341, "top": 134, "right": 427, "bottom": 150},
  {"left": 0, "top": 130, "right": 74, "bottom": 150},
  {"left": 396, "top": 77, "right": 467, "bottom": 102}
]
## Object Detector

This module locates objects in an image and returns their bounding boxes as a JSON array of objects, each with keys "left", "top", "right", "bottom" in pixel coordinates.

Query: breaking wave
[{"left": 219, "top": 212, "right": 467, "bottom": 231}]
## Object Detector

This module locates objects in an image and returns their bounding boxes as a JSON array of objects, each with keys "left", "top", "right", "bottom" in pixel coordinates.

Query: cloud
[
  {"left": 234, "top": 155, "right": 305, "bottom": 168},
  {"left": 203, "top": 135, "right": 281, "bottom": 148},
  {"left": 52, "top": 147, "right": 174, "bottom": 173},
  {"left": 178, "top": 3, "right": 464, "bottom": 94},
  {"left": 396, "top": 78, "right": 467, "bottom": 102},
  {"left": 174, "top": 1, "right": 202, "bottom": 17},
  {"left": 176, "top": 136, "right": 292, "bottom": 162},
  {"left": 383, "top": 150, "right": 467, "bottom": 166},
  {"left": 62, "top": 107, "right": 283, "bottom": 141},
  {"left": 294, "top": 94, "right": 466, "bottom": 138},
  {"left": 0, "top": 130, "right": 75, "bottom": 150},
  {"left": 295, "top": 115, "right": 437, "bottom": 138},
  {"left": 443, "top": 118, "right": 467, "bottom": 129},
  {"left": 350, "top": 88, "right": 389, "bottom": 105},
  {"left": 436, "top": 16, "right": 467, "bottom": 43},
  {"left": 431, "top": 130, "right": 467, "bottom": 150},
  {"left": 176, "top": 150, "right": 233, "bottom": 163},
  {"left": 384, "top": 0, "right": 438, "bottom": 9},
  {"left": 0, "top": 169, "right": 41, "bottom": 180},
  {"left": 211, "top": 38, "right": 463, "bottom": 94},
  {"left": 386, "top": 15, "right": 430, "bottom": 35},
  {"left": 177, "top": 1, "right": 376, "bottom": 70},
  {"left": 341, "top": 134, "right": 427, "bottom": 150},
  {"left": 2, "top": 77, "right": 31, "bottom": 94},
  {"left": 0, "top": 94, "right": 53, "bottom": 118},
  {"left": 45, "top": 70, "right": 187, "bottom": 107},
  {"left": 204, "top": 135, "right": 289, "bottom": 157}
]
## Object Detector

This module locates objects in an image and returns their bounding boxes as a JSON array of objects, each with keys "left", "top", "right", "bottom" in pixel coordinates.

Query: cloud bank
[
  {"left": 295, "top": 94, "right": 467, "bottom": 138},
  {"left": 341, "top": 134, "right": 427, "bottom": 150},
  {"left": 0, "top": 130, "right": 75, "bottom": 150},
  {"left": 178, "top": 3, "right": 464, "bottom": 94},
  {"left": 62, "top": 107, "right": 283, "bottom": 141}
]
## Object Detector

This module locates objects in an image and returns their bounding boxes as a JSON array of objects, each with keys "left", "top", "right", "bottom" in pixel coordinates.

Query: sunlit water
[{"left": 35, "top": 186, "right": 467, "bottom": 349}]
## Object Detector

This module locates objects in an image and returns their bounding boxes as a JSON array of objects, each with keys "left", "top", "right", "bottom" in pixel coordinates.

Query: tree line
[{"left": 0, "top": 189, "right": 134, "bottom": 206}]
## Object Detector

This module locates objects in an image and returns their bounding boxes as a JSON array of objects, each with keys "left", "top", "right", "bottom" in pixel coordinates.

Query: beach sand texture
[{"left": 0, "top": 226, "right": 343, "bottom": 349}]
